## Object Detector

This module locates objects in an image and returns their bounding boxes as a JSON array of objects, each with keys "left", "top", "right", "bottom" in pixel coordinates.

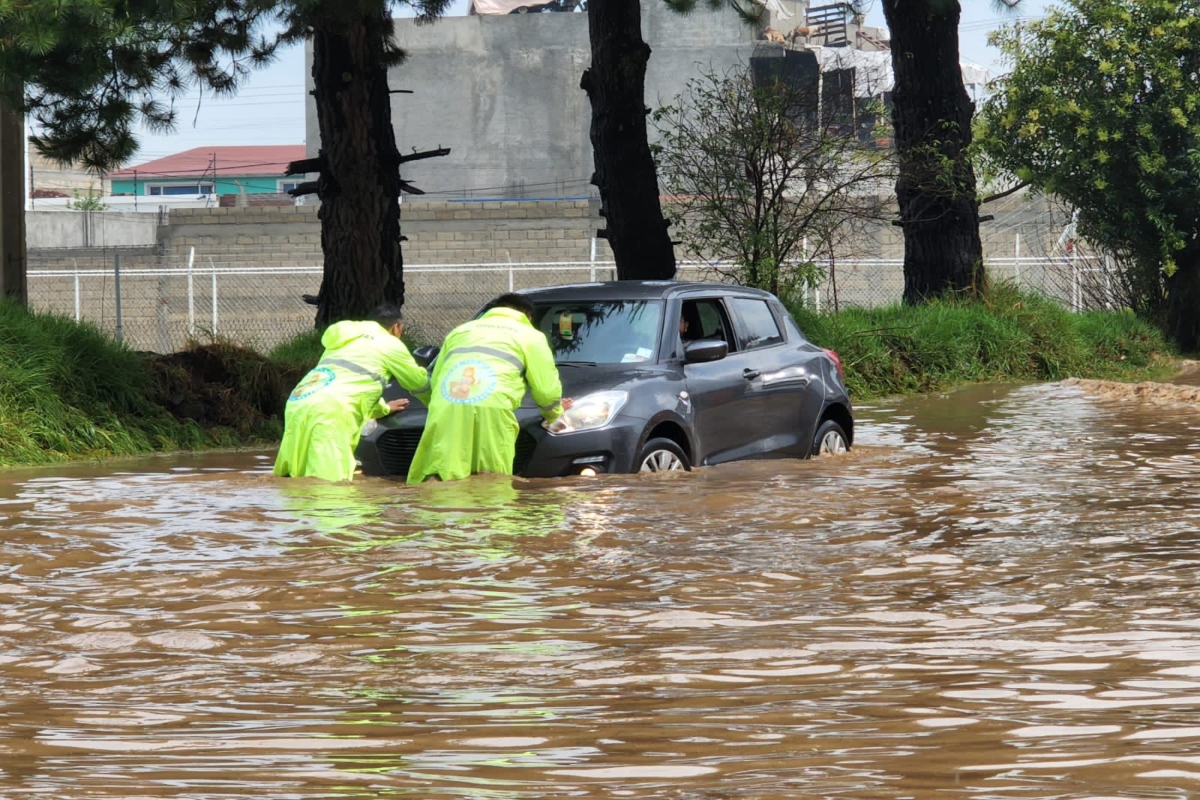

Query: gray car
[{"left": 356, "top": 280, "right": 853, "bottom": 477}]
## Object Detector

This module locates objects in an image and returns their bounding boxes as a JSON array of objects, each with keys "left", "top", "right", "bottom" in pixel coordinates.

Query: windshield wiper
[{"left": 557, "top": 360, "right": 598, "bottom": 367}]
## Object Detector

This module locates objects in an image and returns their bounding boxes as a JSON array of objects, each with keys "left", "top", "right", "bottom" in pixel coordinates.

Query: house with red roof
[{"left": 107, "top": 145, "right": 306, "bottom": 198}]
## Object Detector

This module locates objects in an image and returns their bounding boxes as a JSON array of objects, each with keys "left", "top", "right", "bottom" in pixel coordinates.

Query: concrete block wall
[
  {"left": 27, "top": 210, "right": 159, "bottom": 249},
  {"left": 24, "top": 193, "right": 1086, "bottom": 352},
  {"left": 156, "top": 201, "right": 603, "bottom": 269}
]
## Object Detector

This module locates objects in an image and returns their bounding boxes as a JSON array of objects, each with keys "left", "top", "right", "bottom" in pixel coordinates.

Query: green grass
[
  {"left": 787, "top": 282, "right": 1177, "bottom": 401},
  {"left": 0, "top": 301, "right": 214, "bottom": 467},
  {"left": 268, "top": 328, "right": 323, "bottom": 371}
]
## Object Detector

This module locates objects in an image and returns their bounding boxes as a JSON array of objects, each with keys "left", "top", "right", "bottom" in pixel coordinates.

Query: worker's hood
[{"left": 321, "top": 320, "right": 384, "bottom": 351}]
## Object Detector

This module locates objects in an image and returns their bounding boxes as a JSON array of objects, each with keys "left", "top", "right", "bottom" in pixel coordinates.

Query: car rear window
[
  {"left": 730, "top": 298, "right": 784, "bottom": 350},
  {"left": 533, "top": 300, "right": 664, "bottom": 364}
]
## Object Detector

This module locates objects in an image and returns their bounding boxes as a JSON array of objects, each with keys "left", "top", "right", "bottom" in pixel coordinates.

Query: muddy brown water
[{"left": 2, "top": 379, "right": 1200, "bottom": 799}]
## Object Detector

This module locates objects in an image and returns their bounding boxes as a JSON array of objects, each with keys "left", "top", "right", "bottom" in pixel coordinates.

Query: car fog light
[{"left": 579, "top": 467, "right": 598, "bottom": 477}]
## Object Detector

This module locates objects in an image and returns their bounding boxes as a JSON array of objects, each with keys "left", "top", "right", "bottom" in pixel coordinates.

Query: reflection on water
[{"left": 2, "top": 381, "right": 1200, "bottom": 798}]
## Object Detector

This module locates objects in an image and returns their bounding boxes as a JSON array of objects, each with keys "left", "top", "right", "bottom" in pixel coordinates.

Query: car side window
[
  {"left": 680, "top": 298, "right": 737, "bottom": 351},
  {"left": 782, "top": 313, "right": 808, "bottom": 343},
  {"left": 730, "top": 298, "right": 784, "bottom": 351}
]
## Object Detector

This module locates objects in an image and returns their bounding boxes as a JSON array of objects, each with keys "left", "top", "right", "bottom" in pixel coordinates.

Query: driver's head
[{"left": 486, "top": 293, "right": 536, "bottom": 322}]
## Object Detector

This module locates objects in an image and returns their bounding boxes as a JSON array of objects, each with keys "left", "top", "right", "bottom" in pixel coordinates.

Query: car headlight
[{"left": 545, "top": 390, "right": 628, "bottom": 435}]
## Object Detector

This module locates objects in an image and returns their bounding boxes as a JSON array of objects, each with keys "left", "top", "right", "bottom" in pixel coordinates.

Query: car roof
[{"left": 516, "top": 280, "right": 776, "bottom": 303}]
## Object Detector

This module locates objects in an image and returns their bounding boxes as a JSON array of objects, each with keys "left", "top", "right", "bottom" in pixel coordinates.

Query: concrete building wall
[
  {"left": 29, "top": 152, "right": 107, "bottom": 198},
  {"left": 304, "top": 1, "right": 758, "bottom": 199}
]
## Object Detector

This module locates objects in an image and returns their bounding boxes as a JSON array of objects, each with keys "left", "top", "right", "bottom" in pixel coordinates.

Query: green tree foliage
[
  {"left": 979, "top": 0, "right": 1200, "bottom": 351},
  {"left": 652, "top": 63, "right": 892, "bottom": 299},
  {"left": 0, "top": 0, "right": 451, "bottom": 327},
  {"left": 0, "top": 0, "right": 277, "bottom": 171},
  {"left": 66, "top": 183, "right": 110, "bottom": 211}
]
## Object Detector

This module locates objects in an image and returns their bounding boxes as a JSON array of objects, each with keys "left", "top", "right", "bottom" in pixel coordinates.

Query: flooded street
[{"left": 2, "top": 380, "right": 1200, "bottom": 799}]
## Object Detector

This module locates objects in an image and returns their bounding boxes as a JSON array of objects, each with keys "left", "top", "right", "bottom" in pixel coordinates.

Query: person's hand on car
[
  {"left": 562, "top": 398, "right": 574, "bottom": 410},
  {"left": 387, "top": 398, "right": 410, "bottom": 413}
]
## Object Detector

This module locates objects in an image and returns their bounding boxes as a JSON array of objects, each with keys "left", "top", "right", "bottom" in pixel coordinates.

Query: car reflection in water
[{"left": 356, "top": 281, "right": 853, "bottom": 478}]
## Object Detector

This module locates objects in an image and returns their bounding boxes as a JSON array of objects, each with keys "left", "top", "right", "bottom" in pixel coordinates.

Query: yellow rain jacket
[
  {"left": 274, "top": 320, "right": 431, "bottom": 481},
  {"left": 407, "top": 307, "right": 565, "bottom": 484}
]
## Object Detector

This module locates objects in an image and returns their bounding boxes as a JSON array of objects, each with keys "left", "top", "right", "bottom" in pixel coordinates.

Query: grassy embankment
[
  {"left": 0, "top": 284, "right": 1181, "bottom": 467},
  {"left": 0, "top": 301, "right": 312, "bottom": 468},
  {"left": 788, "top": 282, "right": 1179, "bottom": 401}
]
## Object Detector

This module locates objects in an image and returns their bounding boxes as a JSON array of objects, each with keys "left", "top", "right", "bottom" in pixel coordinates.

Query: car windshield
[{"left": 532, "top": 300, "right": 663, "bottom": 365}]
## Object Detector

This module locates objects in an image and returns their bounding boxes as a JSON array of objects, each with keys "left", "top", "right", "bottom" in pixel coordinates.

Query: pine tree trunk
[
  {"left": 882, "top": 0, "right": 984, "bottom": 304},
  {"left": 581, "top": 0, "right": 675, "bottom": 281},
  {"left": 310, "top": 15, "right": 404, "bottom": 328},
  {"left": 0, "top": 100, "right": 27, "bottom": 304},
  {"left": 1167, "top": 253, "right": 1200, "bottom": 353}
]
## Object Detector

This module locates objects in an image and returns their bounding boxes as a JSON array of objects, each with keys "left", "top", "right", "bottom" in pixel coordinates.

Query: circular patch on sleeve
[
  {"left": 289, "top": 367, "right": 336, "bottom": 401},
  {"left": 439, "top": 359, "right": 498, "bottom": 405}
]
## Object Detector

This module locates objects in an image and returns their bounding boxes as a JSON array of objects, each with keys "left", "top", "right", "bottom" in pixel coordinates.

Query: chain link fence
[{"left": 28, "top": 239, "right": 1118, "bottom": 355}]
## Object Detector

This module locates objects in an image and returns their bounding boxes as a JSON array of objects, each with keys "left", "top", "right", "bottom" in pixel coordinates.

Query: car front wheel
[
  {"left": 637, "top": 437, "right": 691, "bottom": 473},
  {"left": 813, "top": 419, "right": 849, "bottom": 456}
]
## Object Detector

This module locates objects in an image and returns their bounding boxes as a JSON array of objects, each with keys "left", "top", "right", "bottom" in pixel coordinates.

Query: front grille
[
  {"left": 376, "top": 426, "right": 540, "bottom": 476},
  {"left": 513, "top": 429, "right": 538, "bottom": 475},
  {"left": 376, "top": 428, "right": 423, "bottom": 476}
]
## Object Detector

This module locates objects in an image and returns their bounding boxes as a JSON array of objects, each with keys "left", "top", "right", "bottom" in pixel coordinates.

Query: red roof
[{"left": 108, "top": 145, "right": 307, "bottom": 180}]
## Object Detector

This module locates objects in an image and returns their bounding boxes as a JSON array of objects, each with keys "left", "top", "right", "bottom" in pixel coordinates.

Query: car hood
[{"left": 518, "top": 363, "right": 662, "bottom": 409}]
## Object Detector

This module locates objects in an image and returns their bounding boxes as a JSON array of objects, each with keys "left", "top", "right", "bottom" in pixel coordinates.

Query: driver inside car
[{"left": 679, "top": 302, "right": 704, "bottom": 342}]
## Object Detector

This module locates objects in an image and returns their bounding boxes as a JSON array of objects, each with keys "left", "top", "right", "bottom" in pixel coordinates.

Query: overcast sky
[{"left": 111, "top": 0, "right": 1053, "bottom": 167}]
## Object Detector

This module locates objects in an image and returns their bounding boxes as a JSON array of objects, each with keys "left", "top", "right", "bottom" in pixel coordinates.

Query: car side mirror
[
  {"left": 412, "top": 345, "right": 440, "bottom": 368},
  {"left": 684, "top": 339, "right": 728, "bottom": 364}
]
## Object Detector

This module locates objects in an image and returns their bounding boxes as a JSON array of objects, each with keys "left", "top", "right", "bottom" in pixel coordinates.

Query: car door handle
[{"left": 742, "top": 368, "right": 761, "bottom": 381}]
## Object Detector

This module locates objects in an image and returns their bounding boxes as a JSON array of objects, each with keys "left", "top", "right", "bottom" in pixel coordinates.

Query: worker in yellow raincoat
[
  {"left": 275, "top": 303, "right": 431, "bottom": 481},
  {"left": 407, "top": 293, "right": 572, "bottom": 484}
]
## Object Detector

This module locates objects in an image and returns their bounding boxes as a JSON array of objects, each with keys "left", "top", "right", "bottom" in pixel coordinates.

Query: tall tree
[
  {"left": 979, "top": 0, "right": 1200, "bottom": 351},
  {"left": 580, "top": 0, "right": 676, "bottom": 281},
  {"left": 0, "top": 0, "right": 450, "bottom": 327},
  {"left": 581, "top": 0, "right": 760, "bottom": 282},
  {"left": 881, "top": 0, "right": 985, "bottom": 303},
  {"left": 274, "top": 2, "right": 449, "bottom": 327}
]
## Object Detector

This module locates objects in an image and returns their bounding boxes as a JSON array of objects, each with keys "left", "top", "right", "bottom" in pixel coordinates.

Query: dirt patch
[
  {"left": 1064, "top": 373, "right": 1200, "bottom": 410},
  {"left": 141, "top": 343, "right": 308, "bottom": 435}
]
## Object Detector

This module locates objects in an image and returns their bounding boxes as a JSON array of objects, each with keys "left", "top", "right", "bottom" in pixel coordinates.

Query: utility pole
[{"left": 0, "top": 95, "right": 28, "bottom": 304}]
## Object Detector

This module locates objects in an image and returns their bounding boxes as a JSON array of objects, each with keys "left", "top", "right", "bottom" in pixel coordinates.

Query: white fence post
[
  {"left": 187, "top": 246, "right": 196, "bottom": 336},
  {"left": 113, "top": 252, "right": 123, "bottom": 343},
  {"left": 1104, "top": 253, "right": 1113, "bottom": 309},
  {"left": 1014, "top": 233, "right": 1022, "bottom": 287},
  {"left": 73, "top": 259, "right": 80, "bottom": 322},
  {"left": 210, "top": 259, "right": 218, "bottom": 335},
  {"left": 1072, "top": 248, "right": 1080, "bottom": 312}
]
